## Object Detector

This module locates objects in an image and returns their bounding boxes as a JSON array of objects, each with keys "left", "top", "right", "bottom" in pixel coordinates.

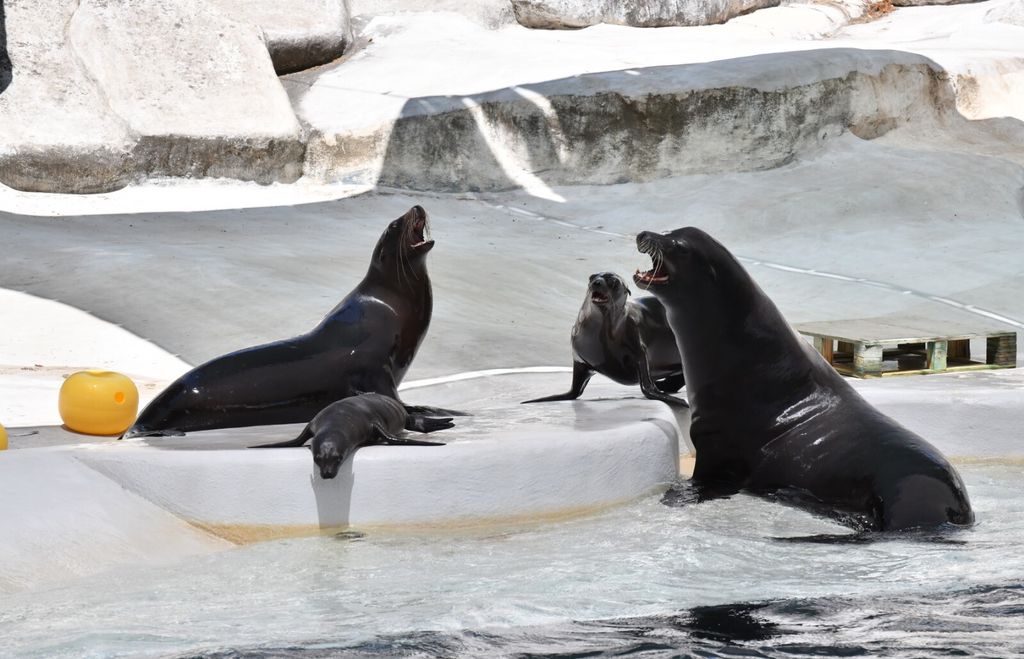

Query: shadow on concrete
[
  {"left": 312, "top": 459, "right": 355, "bottom": 528},
  {"left": 0, "top": 0, "right": 11, "bottom": 94},
  {"left": 372, "top": 48, "right": 1024, "bottom": 196}
]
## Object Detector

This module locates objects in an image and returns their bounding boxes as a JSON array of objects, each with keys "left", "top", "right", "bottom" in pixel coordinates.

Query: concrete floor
[{"left": 1, "top": 132, "right": 1020, "bottom": 380}]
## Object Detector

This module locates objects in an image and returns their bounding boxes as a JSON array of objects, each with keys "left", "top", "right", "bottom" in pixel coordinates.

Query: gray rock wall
[
  {"left": 304, "top": 50, "right": 959, "bottom": 192},
  {"left": 512, "top": 0, "right": 780, "bottom": 29}
]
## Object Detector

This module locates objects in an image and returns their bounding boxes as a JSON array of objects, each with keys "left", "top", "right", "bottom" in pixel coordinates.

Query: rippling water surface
[{"left": 4, "top": 464, "right": 1024, "bottom": 657}]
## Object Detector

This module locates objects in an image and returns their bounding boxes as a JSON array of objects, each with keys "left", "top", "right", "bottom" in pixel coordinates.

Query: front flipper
[
  {"left": 372, "top": 424, "right": 445, "bottom": 447},
  {"left": 638, "top": 354, "right": 689, "bottom": 407},
  {"left": 405, "top": 415, "right": 455, "bottom": 433},
  {"left": 661, "top": 479, "right": 741, "bottom": 506},
  {"left": 249, "top": 423, "right": 313, "bottom": 449},
  {"left": 522, "top": 360, "right": 593, "bottom": 404},
  {"left": 403, "top": 404, "right": 469, "bottom": 417}
]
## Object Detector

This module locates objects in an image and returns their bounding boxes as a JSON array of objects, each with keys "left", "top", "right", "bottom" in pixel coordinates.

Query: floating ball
[
  {"left": 0, "top": 423, "right": 7, "bottom": 451},
  {"left": 59, "top": 370, "right": 139, "bottom": 436}
]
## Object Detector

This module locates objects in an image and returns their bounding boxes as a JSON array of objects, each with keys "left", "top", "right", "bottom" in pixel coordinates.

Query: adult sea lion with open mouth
[
  {"left": 634, "top": 227, "right": 973, "bottom": 532},
  {"left": 523, "top": 272, "right": 688, "bottom": 407},
  {"left": 250, "top": 393, "right": 454, "bottom": 480},
  {"left": 125, "top": 205, "right": 456, "bottom": 438}
]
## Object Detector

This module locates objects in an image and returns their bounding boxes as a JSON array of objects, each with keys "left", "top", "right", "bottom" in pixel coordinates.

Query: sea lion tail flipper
[
  {"left": 403, "top": 404, "right": 469, "bottom": 417},
  {"left": 522, "top": 361, "right": 593, "bottom": 404},
  {"left": 405, "top": 415, "right": 455, "bottom": 433},
  {"left": 372, "top": 424, "right": 445, "bottom": 447},
  {"left": 248, "top": 423, "right": 314, "bottom": 449}
]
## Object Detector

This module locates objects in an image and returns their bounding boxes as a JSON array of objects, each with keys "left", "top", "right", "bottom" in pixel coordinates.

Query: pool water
[{"left": 4, "top": 464, "right": 1023, "bottom": 658}]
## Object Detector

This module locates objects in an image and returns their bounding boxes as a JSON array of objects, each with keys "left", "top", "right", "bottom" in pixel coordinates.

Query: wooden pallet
[{"left": 794, "top": 317, "right": 1017, "bottom": 378}]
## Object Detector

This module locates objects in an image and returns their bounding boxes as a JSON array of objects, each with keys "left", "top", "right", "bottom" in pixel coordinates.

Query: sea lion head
[
  {"left": 369, "top": 205, "right": 434, "bottom": 282},
  {"left": 634, "top": 226, "right": 768, "bottom": 381},
  {"left": 633, "top": 227, "right": 739, "bottom": 300},
  {"left": 586, "top": 272, "right": 630, "bottom": 313},
  {"left": 311, "top": 434, "right": 343, "bottom": 479}
]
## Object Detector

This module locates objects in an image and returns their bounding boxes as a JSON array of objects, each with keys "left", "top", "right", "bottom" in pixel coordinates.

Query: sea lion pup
[
  {"left": 125, "top": 205, "right": 459, "bottom": 438},
  {"left": 634, "top": 227, "right": 974, "bottom": 532},
  {"left": 523, "top": 272, "right": 688, "bottom": 407},
  {"left": 251, "top": 393, "right": 453, "bottom": 479}
]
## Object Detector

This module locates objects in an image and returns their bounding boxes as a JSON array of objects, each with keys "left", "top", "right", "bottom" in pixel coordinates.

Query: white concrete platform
[{"left": 76, "top": 392, "right": 680, "bottom": 535}]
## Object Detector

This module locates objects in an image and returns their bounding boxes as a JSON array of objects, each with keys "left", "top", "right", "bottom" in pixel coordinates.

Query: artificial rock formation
[
  {"left": 0, "top": 0, "right": 351, "bottom": 193},
  {"left": 511, "top": 0, "right": 780, "bottom": 28}
]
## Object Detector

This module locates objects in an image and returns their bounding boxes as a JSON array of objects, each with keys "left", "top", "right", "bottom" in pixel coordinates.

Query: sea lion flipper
[
  {"left": 405, "top": 415, "right": 455, "bottom": 433},
  {"left": 522, "top": 361, "right": 593, "bottom": 404},
  {"left": 248, "top": 423, "right": 313, "bottom": 449},
  {"left": 638, "top": 355, "right": 689, "bottom": 408},
  {"left": 372, "top": 424, "right": 445, "bottom": 447}
]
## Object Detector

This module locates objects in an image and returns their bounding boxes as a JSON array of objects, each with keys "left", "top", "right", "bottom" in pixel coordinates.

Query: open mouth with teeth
[
  {"left": 635, "top": 236, "right": 670, "bottom": 287},
  {"left": 407, "top": 210, "right": 434, "bottom": 252},
  {"left": 634, "top": 263, "right": 669, "bottom": 285},
  {"left": 590, "top": 290, "right": 611, "bottom": 304}
]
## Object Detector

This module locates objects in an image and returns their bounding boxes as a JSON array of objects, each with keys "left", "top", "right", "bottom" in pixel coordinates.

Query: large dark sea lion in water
[
  {"left": 250, "top": 393, "right": 453, "bottom": 479},
  {"left": 634, "top": 227, "right": 973, "bottom": 532},
  {"left": 126, "top": 206, "right": 451, "bottom": 437},
  {"left": 523, "top": 272, "right": 687, "bottom": 406}
]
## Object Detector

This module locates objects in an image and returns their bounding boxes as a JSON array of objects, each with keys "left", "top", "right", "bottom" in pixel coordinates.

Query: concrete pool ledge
[{"left": 72, "top": 397, "right": 680, "bottom": 540}]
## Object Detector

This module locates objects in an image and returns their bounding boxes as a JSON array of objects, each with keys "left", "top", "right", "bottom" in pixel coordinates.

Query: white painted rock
[
  {"left": 0, "top": 0, "right": 135, "bottom": 193},
  {"left": 511, "top": 0, "right": 780, "bottom": 28},
  {"left": 69, "top": 0, "right": 303, "bottom": 183},
  {"left": 212, "top": 0, "right": 353, "bottom": 74}
]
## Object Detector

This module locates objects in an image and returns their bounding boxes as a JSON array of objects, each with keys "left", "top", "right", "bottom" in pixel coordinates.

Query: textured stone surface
[
  {"left": 511, "top": 0, "right": 780, "bottom": 28},
  {"left": 892, "top": 0, "right": 983, "bottom": 6},
  {"left": 213, "top": 0, "right": 353, "bottom": 74},
  {"left": 0, "top": 0, "right": 307, "bottom": 193}
]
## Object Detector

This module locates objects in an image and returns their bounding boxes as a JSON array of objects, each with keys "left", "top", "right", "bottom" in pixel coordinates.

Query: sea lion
[
  {"left": 125, "top": 205, "right": 455, "bottom": 438},
  {"left": 250, "top": 393, "right": 453, "bottom": 479},
  {"left": 634, "top": 227, "right": 973, "bottom": 532},
  {"left": 524, "top": 272, "right": 688, "bottom": 406}
]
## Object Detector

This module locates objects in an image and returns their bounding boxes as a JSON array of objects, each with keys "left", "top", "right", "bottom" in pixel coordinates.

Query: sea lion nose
[
  {"left": 411, "top": 205, "right": 426, "bottom": 221},
  {"left": 591, "top": 277, "right": 607, "bottom": 290},
  {"left": 636, "top": 231, "right": 656, "bottom": 250}
]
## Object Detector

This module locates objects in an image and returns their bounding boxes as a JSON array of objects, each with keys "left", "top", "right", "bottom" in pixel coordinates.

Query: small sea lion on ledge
[
  {"left": 524, "top": 272, "right": 688, "bottom": 407},
  {"left": 251, "top": 393, "right": 453, "bottom": 480}
]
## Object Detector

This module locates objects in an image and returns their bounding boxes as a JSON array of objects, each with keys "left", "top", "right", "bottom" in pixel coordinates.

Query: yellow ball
[
  {"left": 0, "top": 423, "right": 7, "bottom": 451},
  {"left": 59, "top": 370, "right": 139, "bottom": 436}
]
